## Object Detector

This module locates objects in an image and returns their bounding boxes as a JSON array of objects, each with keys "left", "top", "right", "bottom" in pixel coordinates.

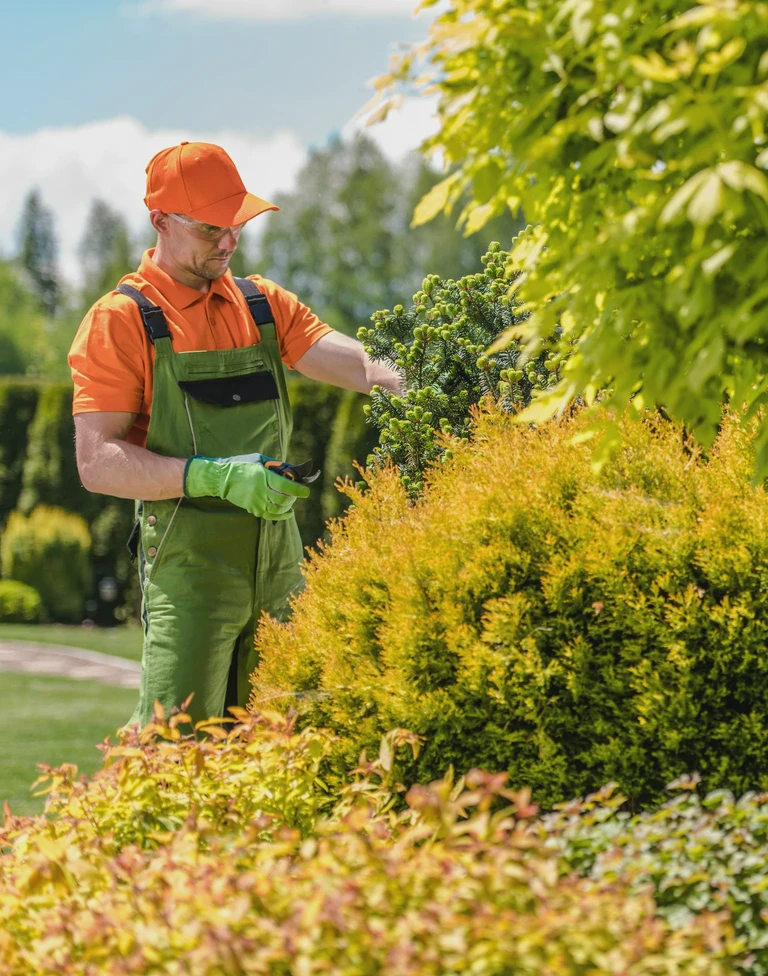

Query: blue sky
[
  {"left": 0, "top": 0, "right": 438, "bottom": 279},
  {"left": 2, "top": 0, "right": 428, "bottom": 144}
]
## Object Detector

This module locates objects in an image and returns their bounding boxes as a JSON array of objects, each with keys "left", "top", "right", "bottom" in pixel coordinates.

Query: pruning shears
[{"left": 264, "top": 458, "right": 321, "bottom": 486}]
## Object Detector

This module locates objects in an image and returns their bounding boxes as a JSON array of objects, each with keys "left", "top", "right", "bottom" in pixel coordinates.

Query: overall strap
[
  {"left": 115, "top": 284, "right": 173, "bottom": 345},
  {"left": 233, "top": 277, "right": 276, "bottom": 341}
]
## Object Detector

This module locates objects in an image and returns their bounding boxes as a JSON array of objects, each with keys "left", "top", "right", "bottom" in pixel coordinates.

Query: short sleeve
[
  {"left": 248, "top": 276, "right": 333, "bottom": 369},
  {"left": 68, "top": 298, "right": 148, "bottom": 415}
]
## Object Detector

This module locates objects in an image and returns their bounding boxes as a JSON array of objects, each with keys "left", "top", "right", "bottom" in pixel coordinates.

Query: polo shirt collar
[{"left": 139, "top": 250, "right": 239, "bottom": 309}]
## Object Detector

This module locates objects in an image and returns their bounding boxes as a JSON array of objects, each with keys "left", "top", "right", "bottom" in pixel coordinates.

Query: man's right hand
[{"left": 183, "top": 453, "right": 310, "bottom": 520}]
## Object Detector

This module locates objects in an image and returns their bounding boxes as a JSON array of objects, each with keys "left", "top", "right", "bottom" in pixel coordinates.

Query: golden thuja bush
[
  {"left": 251, "top": 405, "right": 768, "bottom": 809},
  {"left": 0, "top": 713, "right": 739, "bottom": 975}
]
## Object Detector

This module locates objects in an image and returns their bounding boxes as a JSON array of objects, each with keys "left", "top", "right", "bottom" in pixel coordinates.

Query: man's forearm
[{"left": 80, "top": 437, "right": 186, "bottom": 500}]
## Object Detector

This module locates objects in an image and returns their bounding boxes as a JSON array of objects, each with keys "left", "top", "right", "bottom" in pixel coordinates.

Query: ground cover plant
[
  {"left": 0, "top": 712, "right": 741, "bottom": 974},
  {"left": 538, "top": 779, "right": 768, "bottom": 975},
  {"left": 251, "top": 405, "right": 768, "bottom": 810}
]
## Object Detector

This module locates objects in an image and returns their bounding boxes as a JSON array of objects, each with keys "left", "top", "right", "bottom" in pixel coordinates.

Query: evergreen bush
[
  {"left": 0, "top": 506, "right": 91, "bottom": 623},
  {"left": 251, "top": 406, "right": 768, "bottom": 810},
  {"left": 0, "top": 579, "right": 42, "bottom": 623},
  {"left": 12, "top": 382, "right": 139, "bottom": 622},
  {"left": 88, "top": 498, "right": 139, "bottom": 625},
  {"left": 360, "top": 239, "right": 560, "bottom": 496}
]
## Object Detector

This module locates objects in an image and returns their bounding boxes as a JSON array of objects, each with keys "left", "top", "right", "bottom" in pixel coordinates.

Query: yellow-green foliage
[
  {"left": 0, "top": 579, "right": 42, "bottom": 623},
  {"left": 251, "top": 406, "right": 768, "bottom": 809},
  {"left": 29, "top": 704, "right": 337, "bottom": 852},
  {"left": 0, "top": 505, "right": 91, "bottom": 623},
  {"left": 0, "top": 714, "right": 737, "bottom": 974},
  {"left": 378, "top": 0, "right": 768, "bottom": 472}
]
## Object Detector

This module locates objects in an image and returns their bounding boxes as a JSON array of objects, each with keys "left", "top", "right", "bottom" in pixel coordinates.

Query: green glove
[{"left": 183, "top": 452, "right": 309, "bottom": 520}]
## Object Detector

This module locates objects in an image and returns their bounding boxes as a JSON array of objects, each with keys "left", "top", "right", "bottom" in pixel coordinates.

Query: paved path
[{"left": 0, "top": 641, "right": 141, "bottom": 689}]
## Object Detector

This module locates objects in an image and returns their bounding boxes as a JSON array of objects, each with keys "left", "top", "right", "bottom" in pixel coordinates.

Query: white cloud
[
  {"left": 345, "top": 94, "right": 441, "bottom": 164},
  {"left": 132, "top": 0, "right": 429, "bottom": 21},
  {"left": 0, "top": 117, "right": 307, "bottom": 284}
]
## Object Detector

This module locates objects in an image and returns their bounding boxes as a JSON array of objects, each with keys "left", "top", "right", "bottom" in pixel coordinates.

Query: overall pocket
[{"left": 178, "top": 369, "right": 279, "bottom": 406}]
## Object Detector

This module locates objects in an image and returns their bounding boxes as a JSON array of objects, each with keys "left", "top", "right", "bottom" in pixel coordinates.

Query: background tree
[
  {"left": 77, "top": 200, "right": 133, "bottom": 310},
  {"left": 377, "top": 0, "right": 768, "bottom": 473},
  {"left": 255, "top": 134, "right": 525, "bottom": 335},
  {"left": 17, "top": 190, "right": 60, "bottom": 318}
]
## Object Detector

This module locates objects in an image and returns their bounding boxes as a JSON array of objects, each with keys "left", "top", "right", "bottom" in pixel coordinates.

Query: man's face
[{"left": 159, "top": 214, "right": 244, "bottom": 281}]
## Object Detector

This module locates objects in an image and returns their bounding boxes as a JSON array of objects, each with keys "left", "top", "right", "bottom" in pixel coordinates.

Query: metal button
[
  {"left": 232, "top": 394, "right": 242, "bottom": 401},
  {"left": 147, "top": 546, "right": 158, "bottom": 557},
  {"left": 147, "top": 515, "right": 157, "bottom": 526}
]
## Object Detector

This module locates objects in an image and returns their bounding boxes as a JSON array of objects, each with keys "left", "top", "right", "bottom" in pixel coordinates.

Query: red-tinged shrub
[{"left": 0, "top": 718, "right": 738, "bottom": 975}]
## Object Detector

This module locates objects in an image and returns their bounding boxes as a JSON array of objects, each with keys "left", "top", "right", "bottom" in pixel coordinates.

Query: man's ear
[{"left": 149, "top": 210, "right": 171, "bottom": 235}]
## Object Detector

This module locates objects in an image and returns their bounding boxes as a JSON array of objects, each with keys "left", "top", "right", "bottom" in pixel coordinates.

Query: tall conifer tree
[{"left": 17, "top": 190, "right": 60, "bottom": 317}]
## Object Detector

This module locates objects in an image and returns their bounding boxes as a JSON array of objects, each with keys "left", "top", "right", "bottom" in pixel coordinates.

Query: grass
[
  {"left": 0, "top": 672, "right": 136, "bottom": 817},
  {"left": 0, "top": 623, "right": 143, "bottom": 661}
]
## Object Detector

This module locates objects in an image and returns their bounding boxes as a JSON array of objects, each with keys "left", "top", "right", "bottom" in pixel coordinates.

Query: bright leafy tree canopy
[{"left": 378, "top": 0, "right": 768, "bottom": 472}]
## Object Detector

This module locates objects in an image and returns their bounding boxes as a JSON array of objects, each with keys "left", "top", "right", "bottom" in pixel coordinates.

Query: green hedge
[
  {"left": 251, "top": 406, "right": 768, "bottom": 810},
  {"left": 320, "top": 387, "right": 379, "bottom": 522},
  {"left": 0, "top": 380, "right": 41, "bottom": 526},
  {"left": 543, "top": 782, "right": 768, "bottom": 975},
  {"left": 17, "top": 384, "right": 97, "bottom": 521}
]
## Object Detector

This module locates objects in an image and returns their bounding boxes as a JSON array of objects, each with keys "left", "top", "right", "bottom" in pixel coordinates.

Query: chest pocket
[{"left": 178, "top": 369, "right": 280, "bottom": 406}]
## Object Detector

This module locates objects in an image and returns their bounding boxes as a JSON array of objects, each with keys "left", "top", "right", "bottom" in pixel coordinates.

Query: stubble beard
[{"left": 193, "top": 254, "right": 232, "bottom": 281}]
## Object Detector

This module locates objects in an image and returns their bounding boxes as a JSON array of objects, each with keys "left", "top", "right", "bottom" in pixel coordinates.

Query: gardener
[{"left": 69, "top": 141, "right": 402, "bottom": 730}]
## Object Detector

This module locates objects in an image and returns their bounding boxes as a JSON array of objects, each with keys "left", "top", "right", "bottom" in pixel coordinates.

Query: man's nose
[{"left": 218, "top": 228, "right": 239, "bottom": 250}]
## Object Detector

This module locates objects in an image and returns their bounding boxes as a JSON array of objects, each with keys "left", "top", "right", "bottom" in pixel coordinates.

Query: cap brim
[{"left": 185, "top": 191, "right": 279, "bottom": 226}]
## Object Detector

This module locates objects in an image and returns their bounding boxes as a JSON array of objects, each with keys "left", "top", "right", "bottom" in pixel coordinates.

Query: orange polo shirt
[{"left": 68, "top": 250, "right": 333, "bottom": 447}]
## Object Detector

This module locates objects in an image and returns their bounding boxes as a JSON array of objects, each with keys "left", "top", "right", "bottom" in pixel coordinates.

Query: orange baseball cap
[{"left": 144, "top": 141, "right": 279, "bottom": 225}]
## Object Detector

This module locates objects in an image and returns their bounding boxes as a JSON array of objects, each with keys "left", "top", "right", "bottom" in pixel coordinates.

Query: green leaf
[
  {"left": 687, "top": 170, "right": 724, "bottom": 227},
  {"left": 701, "top": 243, "right": 737, "bottom": 277},
  {"left": 412, "top": 175, "right": 458, "bottom": 228},
  {"left": 659, "top": 170, "right": 710, "bottom": 225},
  {"left": 473, "top": 157, "right": 505, "bottom": 204},
  {"left": 379, "top": 735, "right": 393, "bottom": 772},
  {"left": 717, "top": 160, "right": 768, "bottom": 201},
  {"left": 687, "top": 333, "right": 725, "bottom": 392}
]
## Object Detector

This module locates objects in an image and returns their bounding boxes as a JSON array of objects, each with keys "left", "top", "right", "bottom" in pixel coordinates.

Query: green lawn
[
  {"left": 0, "top": 623, "right": 143, "bottom": 661},
  {"left": 0, "top": 672, "right": 136, "bottom": 817}
]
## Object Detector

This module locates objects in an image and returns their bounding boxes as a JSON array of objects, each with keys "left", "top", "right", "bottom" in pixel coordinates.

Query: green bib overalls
[{"left": 119, "top": 278, "right": 304, "bottom": 729}]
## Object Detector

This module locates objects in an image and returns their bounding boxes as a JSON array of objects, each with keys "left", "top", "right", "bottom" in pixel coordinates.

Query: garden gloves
[{"left": 184, "top": 453, "right": 310, "bottom": 521}]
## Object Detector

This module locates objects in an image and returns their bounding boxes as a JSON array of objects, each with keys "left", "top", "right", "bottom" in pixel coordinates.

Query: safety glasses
[{"left": 169, "top": 213, "right": 246, "bottom": 243}]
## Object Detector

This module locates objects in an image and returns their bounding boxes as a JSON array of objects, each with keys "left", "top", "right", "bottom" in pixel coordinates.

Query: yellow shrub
[
  {"left": 0, "top": 505, "right": 91, "bottom": 622},
  {"left": 250, "top": 405, "right": 768, "bottom": 808}
]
